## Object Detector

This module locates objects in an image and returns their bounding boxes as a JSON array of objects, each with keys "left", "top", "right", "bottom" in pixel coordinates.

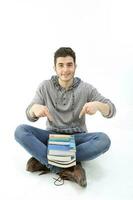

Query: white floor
[{"left": 1, "top": 106, "right": 133, "bottom": 200}]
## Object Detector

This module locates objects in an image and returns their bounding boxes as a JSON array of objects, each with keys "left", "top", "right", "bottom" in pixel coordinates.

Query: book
[
  {"left": 48, "top": 144, "right": 76, "bottom": 151},
  {"left": 48, "top": 156, "right": 76, "bottom": 164},
  {"left": 49, "top": 138, "right": 75, "bottom": 147},
  {"left": 47, "top": 134, "right": 76, "bottom": 168},
  {"left": 47, "top": 155, "right": 72, "bottom": 162},
  {"left": 49, "top": 134, "right": 72, "bottom": 138},
  {"left": 48, "top": 141, "right": 71, "bottom": 145},
  {"left": 48, "top": 158, "right": 76, "bottom": 168},
  {"left": 48, "top": 149, "right": 75, "bottom": 156}
]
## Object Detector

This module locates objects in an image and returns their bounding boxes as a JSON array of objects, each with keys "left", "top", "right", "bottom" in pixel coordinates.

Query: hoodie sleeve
[
  {"left": 87, "top": 84, "right": 116, "bottom": 118},
  {"left": 26, "top": 81, "right": 46, "bottom": 122}
]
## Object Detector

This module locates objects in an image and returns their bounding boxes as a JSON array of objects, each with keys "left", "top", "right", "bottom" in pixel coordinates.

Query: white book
[
  {"left": 49, "top": 156, "right": 76, "bottom": 164},
  {"left": 49, "top": 134, "right": 72, "bottom": 138},
  {"left": 47, "top": 154, "right": 72, "bottom": 161},
  {"left": 48, "top": 160, "right": 76, "bottom": 168},
  {"left": 48, "top": 149, "right": 75, "bottom": 156}
]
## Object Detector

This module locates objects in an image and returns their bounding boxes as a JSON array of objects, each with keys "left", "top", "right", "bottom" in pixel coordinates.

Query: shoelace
[
  {"left": 38, "top": 170, "right": 64, "bottom": 186},
  {"left": 53, "top": 175, "right": 64, "bottom": 186}
]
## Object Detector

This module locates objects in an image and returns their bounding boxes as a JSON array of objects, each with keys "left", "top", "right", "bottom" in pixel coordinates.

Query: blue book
[
  {"left": 49, "top": 138, "right": 71, "bottom": 142},
  {"left": 48, "top": 144, "right": 73, "bottom": 151}
]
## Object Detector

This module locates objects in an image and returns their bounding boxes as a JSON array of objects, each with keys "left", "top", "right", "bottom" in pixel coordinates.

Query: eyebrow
[
  {"left": 67, "top": 62, "right": 73, "bottom": 65},
  {"left": 58, "top": 63, "right": 63, "bottom": 65},
  {"left": 58, "top": 62, "right": 73, "bottom": 65}
]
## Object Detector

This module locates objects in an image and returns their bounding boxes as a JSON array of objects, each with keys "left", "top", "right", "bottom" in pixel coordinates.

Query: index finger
[
  {"left": 79, "top": 107, "right": 86, "bottom": 119},
  {"left": 45, "top": 110, "right": 53, "bottom": 121}
]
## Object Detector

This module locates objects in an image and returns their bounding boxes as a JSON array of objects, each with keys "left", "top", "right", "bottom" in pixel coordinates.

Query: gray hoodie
[{"left": 26, "top": 75, "right": 116, "bottom": 133}]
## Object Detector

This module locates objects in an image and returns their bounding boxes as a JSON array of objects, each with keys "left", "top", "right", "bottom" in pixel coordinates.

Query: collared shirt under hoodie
[{"left": 26, "top": 75, "right": 116, "bottom": 134}]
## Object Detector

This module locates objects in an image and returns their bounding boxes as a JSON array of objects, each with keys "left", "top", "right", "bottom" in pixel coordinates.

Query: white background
[{"left": 0, "top": 0, "right": 133, "bottom": 200}]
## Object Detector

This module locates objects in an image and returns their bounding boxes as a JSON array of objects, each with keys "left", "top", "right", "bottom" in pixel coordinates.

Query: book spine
[
  {"left": 48, "top": 150, "right": 75, "bottom": 156},
  {"left": 47, "top": 155, "right": 72, "bottom": 161},
  {"left": 48, "top": 144, "right": 74, "bottom": 151},
  {"left": 49, "top": 134, "right": 72, "bottom": 138},
  {"left": 48, "top": 160, "right": 76, "bottom": 168}
]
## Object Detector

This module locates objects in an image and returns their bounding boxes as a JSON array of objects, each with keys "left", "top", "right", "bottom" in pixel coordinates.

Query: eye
[
  {"left": 58, "top": 64, "right": 63, "bottom": 67},
  {"left": 67, "top": 63, "right": 73, "bottom": 67}
]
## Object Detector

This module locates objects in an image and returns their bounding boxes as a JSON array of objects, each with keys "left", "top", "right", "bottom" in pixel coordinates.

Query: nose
[{"left": 63, "top": 65, "right": 69, "bottom": 72}]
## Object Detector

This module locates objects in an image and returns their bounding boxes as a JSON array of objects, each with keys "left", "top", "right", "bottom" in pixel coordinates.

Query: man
[{"left": 15, "top": 47, "right": 116, "bottom": 187}]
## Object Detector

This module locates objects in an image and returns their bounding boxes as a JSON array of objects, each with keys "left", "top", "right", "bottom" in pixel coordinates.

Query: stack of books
[{"left": 47, "top": 134, "right": 76, "bottom": 168}]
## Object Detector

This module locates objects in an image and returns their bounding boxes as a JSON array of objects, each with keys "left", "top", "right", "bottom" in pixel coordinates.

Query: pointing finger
[
  {"left": 79, "top": 107, "right": 86, "bottom": 119},
  {"left": 47, "top": 113, "right": 53, "bottom": 121},
  {"left": 45, "top": 109, "right": 53, "bottom": 121}
]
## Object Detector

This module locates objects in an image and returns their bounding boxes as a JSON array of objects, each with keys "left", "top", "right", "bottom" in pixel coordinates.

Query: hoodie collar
[{"left": 51, "top": 75, "right": 81, "bottom": 91}]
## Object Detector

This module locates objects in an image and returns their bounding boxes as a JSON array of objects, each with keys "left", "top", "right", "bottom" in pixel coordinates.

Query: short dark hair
[{"left": 54, "top": 47, "right": 76, "bottom": 65}]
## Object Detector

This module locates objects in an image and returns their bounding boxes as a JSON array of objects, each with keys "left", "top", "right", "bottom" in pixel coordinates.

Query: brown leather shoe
[
  {"left": 26, "top": 157, "right": 50, "bottom": 174},
  {"left": 58, "top": 163, "right": 87, "bottom": 187}
]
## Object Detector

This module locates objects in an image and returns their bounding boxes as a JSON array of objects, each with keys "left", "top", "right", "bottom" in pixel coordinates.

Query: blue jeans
[{"left": 14, "top": 124, "right": 111, "bottom": 173}]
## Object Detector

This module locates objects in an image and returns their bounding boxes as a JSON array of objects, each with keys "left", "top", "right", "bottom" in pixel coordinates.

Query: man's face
[{"left": 54, "top": 56, "right": 76, "bottom": 82}]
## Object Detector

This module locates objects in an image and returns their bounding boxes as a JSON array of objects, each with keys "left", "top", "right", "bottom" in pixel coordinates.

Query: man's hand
[
  {"left": 79, "top": 101, "right": 110, "bottom": 118},
  {"left": 79, "top": 102, "right": 98, "bottom": 118},
  {"left": 30, "top": 104, "right": 53, "bottom": 121}
]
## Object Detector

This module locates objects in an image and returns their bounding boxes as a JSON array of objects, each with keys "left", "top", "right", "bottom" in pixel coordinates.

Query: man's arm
[
  {"left": 96, "top": 101, "right": 110, "bottom": 117},
  {"left": 26, "top": 103, "right": 39, "bottom": 122},
  {"left": 26, "top": 81, "right": 46, "bottom": 122},
  {"left": 79, "top": 101, "right": 110, "bottom": 118},
  {"left": 88, "top": 86, "right": 116, "bottom": 118},
  {"left": 79, "top": 83, "right": 116, "bottom": 119}
]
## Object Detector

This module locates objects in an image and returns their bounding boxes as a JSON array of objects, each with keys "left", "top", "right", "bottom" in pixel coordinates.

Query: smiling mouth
[{"left": 62, "top": 74, "right": 70, "bottom": 76}]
